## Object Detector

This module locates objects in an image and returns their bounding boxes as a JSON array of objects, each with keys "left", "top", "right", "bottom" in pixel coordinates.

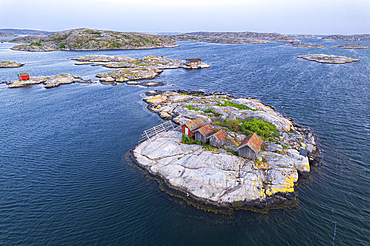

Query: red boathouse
[{"left": 18, "top": 73, "right": 30, "bottom": 80}]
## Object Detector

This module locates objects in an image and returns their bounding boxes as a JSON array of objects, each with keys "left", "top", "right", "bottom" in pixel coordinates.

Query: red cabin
[
  {"left": 182, "top": 118, "right": 206, "bottom": 137},
  {"left": 18, "top": 73, "right": 30, "bottom": 80}
]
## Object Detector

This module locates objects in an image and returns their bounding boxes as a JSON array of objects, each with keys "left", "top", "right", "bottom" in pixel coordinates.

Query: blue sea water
[{"left": 0, "top": 40, "right": 369, "bottom": 245}]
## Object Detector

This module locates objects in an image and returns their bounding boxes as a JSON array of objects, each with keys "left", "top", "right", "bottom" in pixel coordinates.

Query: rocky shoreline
[
  {"left": 131, "top": 90, "right": 321, "bottom": 211},
  {"left": 298, "top": 54, "right": 360, "bottom": 64},
  {"left": 0, "top": 61, "right": 24, "bottom": 68}
]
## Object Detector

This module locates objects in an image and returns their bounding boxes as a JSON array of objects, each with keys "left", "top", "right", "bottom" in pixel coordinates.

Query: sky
[{"left": 1, "top": 0, "right": 369, "bottom": 35}]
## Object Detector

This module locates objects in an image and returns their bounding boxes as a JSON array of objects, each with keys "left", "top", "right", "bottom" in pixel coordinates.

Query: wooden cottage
[
  {"left": 18, "top": 73, "right": 30, "bottom": 80},
  {"left": 209, "top": 129, "right": 227, "bottom": 148},
  {"left": 185, "top": 58, "right": 201, "bottom": 67},
  {"left": 182, "top": 118, "right": 206, "bottom": 137},
  {"left": 194, "top": 125, "right": 214, "bottom": 143},
  {"left": 238, "top": 133, "right": 263, "bottom": 160}
]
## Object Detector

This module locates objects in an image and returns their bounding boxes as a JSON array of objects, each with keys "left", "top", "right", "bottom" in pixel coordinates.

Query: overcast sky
[{"left": 1, "top": 0, "right": 369, "bottom": 34}]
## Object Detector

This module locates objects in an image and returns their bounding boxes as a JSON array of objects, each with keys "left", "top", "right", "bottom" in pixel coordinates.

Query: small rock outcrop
[
  {"left": 0, "top": 61, "right": 24, "bottom": 68},
  {"left": 7, "top": 73, "right": 90, "bottom": 88},
  {"left": 285, "top": 43, "right": 324, "bottom": 48},
  {"left": 131, "top": 91, "right": 320, "bottom": 210},
  {"left": 298, "top": 54, "right": 359, "bottom": 64}
]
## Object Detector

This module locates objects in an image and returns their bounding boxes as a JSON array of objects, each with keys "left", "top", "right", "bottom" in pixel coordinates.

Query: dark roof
[
  {"left": 194, "top": 125, "right": 214, "bottom": 137},
  {"left": 212, "top": 129, "right": 227, "bottom": 141},
  {"left": 186, "top": 58, "right": 201, "bottom": 62},
  {"left": 184, "top": 118, "right": 206, "bottom": 131},
  {"left": 238, "top": 133, "right": 263, "bottom": 152}
]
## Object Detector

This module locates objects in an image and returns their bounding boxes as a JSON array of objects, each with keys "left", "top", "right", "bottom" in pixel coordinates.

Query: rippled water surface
[{"left": 1, "top": 40, "right": 369, "bottom": 245}]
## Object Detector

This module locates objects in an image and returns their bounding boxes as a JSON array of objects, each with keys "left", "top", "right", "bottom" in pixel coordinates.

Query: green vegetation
[
  {"left": 182, "top": 134, "right": 219, "bottom": 152},
  {"left": 183, "top": 105, "right": 201, "bottom": 111},
  {"left": 240, "top": 118, "right": 278, "bottom": 139},
  {"left": 59, "top": 43, "right": 65, "bottom": 49},
  {"left": 218, "top": 100, "right": 256, "bottom": 111},
  {"left": 215, "top": 118, "right": 279, "bottom": 140},
  {"left": 182, "top": 133, "right": 197, "bottom": 144},
  {"left": 30, "top": 42, "right": 43, "bottom": 47},
  {"left": 183, "top": 105, "right": 221, "bottom": 116}
]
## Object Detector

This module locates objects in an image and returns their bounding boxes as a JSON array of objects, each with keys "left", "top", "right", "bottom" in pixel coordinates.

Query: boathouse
[
  {"left": 185, "top": 58, "right": 201, "bottom": 66},
  {"left": 238, "top": 133, "right": 263, "bottom": 160},
  {"left": 182, "top": 118, "right": 206, "bottom": 137},
  {"left": 194, "top": 125, "right": 214, "bottom": 143},
  {"left": 209, "top": 129, "right": 227, "bottom": 148},
  {"left": 18, "top": 73, "right": 30, "bottom": 80}
]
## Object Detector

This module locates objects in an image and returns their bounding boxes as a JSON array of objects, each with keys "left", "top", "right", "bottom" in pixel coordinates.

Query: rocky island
[
  {"left": 169, "top": 31, "right": 299, "bottom": 44},
  {"left": 9, "top": 28, "right": 179, "bottom": 52},
  {"left": 298, "top": 54, "right": 360, "bottom": 64},
  {"left": 0, "top": 61, "right": 24, "bottom": 68},
  {"left": 334, "top": 44, "right": 369, "bottom": 49},
  {"left": 131, "top": 91, "right": 320, "bottom": 211},
  {"left": 71, "top": 55, "right": 209, "bottom": 84},
  {"left": 285, "top": 42, "right": 324, "bottom": 48},
  {"left": 6, "top": 73, "right": 91, "bottom": 88}
]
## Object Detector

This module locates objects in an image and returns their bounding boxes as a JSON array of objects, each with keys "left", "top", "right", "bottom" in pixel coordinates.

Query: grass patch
[
  {"left": 184, "top": 105, "right": 222, "bottom": 116},
  {"left": 217, "top": 100, "right": 257, "bottom": 111}
]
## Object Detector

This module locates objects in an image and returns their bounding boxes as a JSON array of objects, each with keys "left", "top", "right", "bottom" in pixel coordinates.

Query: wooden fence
[{"left": 137, "top": 121, "right": 175, "bottom": 149}]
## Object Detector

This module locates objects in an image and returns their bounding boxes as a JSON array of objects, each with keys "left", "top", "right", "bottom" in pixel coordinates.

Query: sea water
[{"left": 0, "top": 40, "right": 369, "bottom": 245}]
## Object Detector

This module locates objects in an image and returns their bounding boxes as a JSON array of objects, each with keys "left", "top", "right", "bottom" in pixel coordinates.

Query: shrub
[
  {"left": 225, "top": 119, "right": 240, "bottom": 131},
  {"left": 240, "top": 118, "right": 278, "bottom": 139},
  {"left": 59, "top": 42, "right": 65, "bottom": 49},
  {"left": 182, "top": 133, "right": 197, "bottom": 144}
]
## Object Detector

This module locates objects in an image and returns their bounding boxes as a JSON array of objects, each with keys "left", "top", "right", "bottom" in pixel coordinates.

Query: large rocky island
[
  {"left": 9, "top": 28, "right": 179, "bottom": 51},
  {"left": 170, "top": 31, "right": 299, "bottom": 44},
  {"left": 131, "top": 91, "right": 320, "bottom": 211}
]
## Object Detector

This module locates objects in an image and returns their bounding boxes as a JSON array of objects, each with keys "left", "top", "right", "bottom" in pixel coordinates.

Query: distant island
[
  {"left": 285, "top": 42, "right": 324, "bottom": 48},
  {"left": 287, "top": 34, "right": 317, "bottom": 39},
  {"left": 0, "top": 28, "right": 54, "bottom": 36},
  {"left": 0, "top": 32, "right": 16, "bottom": 37},
  {"left": 334, "top": 44, "right": 369, "bottom": 49},
  {"left": 298, "top": 54, "right": 360, "bottom": 64},
  {"left": 169, "top": 31, "right": 299, "bottom": 44},
  {"left": 9, "top": 28, "right": 179, "bottom": 52},
  {"left": 322, "top": 34, "right": 370, "bottom": 41}
]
